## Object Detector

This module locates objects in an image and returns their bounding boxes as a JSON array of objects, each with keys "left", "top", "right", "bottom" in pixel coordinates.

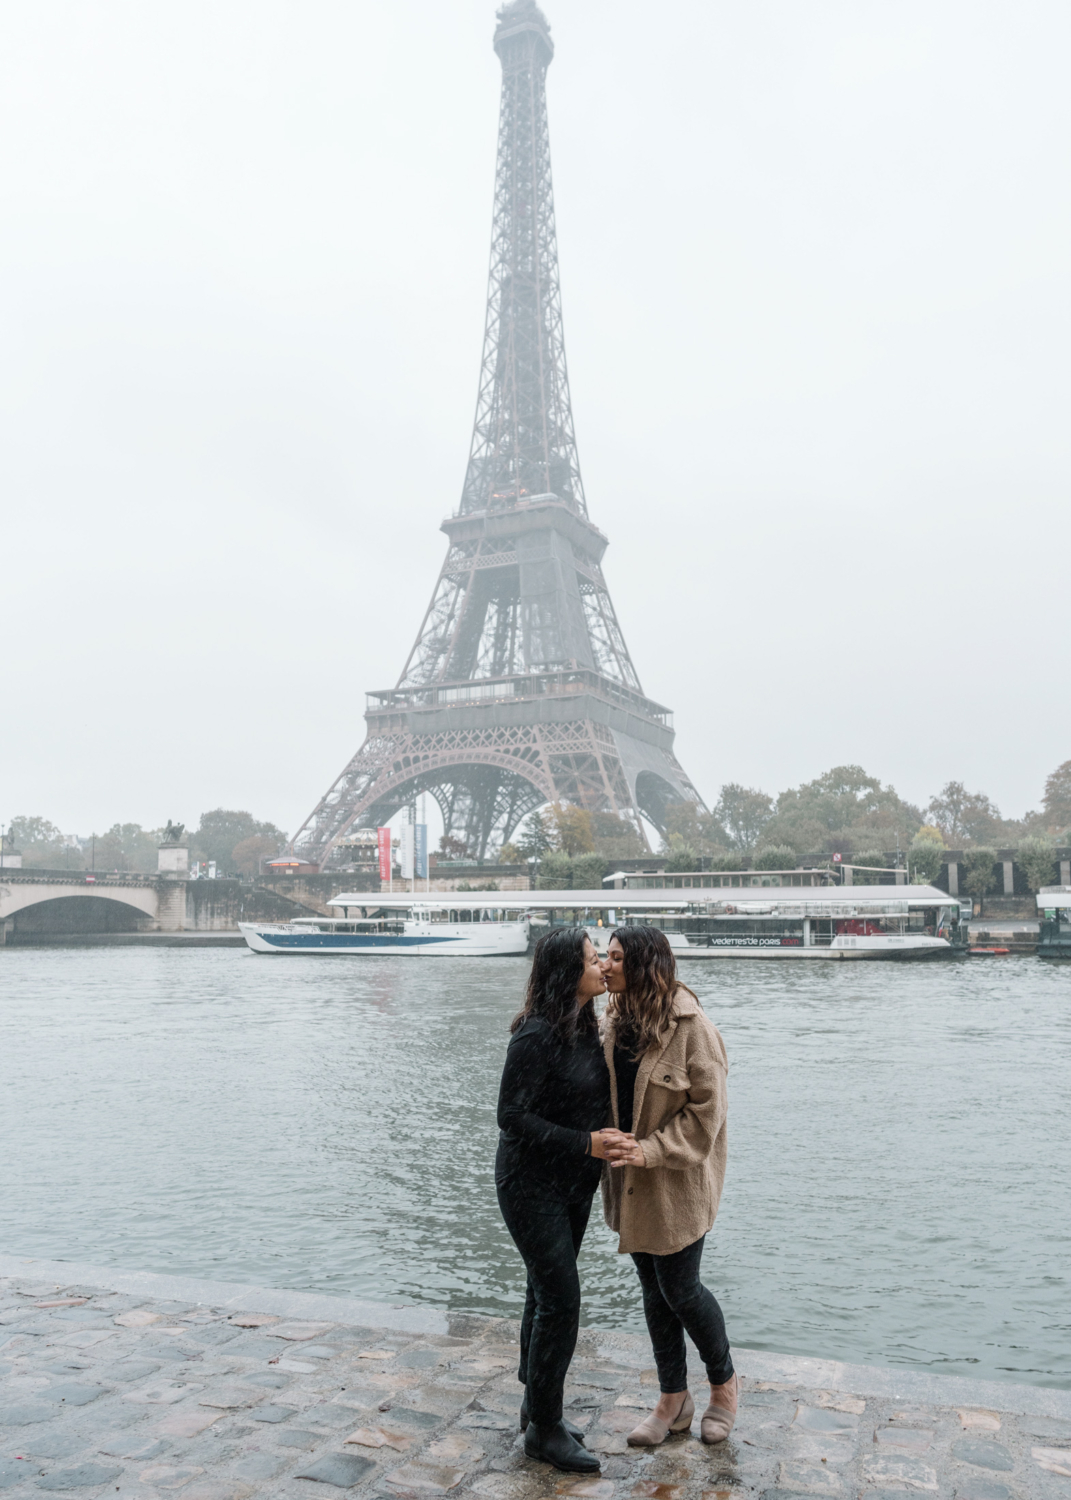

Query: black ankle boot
[
  {"left": 520, "top": 1397, "right": 585, "bottom": 1443},
  {"left": 523, "top": 1419, "right": 601, "bottom": 1473}
]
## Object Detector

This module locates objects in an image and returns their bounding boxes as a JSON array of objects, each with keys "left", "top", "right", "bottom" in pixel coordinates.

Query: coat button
[
  {"left": 627, "top": 1187, "right": 634, "bottom": 1195},
  {"left": 663, "top": 1075, "right": 671, "bottom": 1082}
]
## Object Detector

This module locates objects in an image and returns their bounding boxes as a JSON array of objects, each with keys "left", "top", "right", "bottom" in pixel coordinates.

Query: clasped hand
[{"left": 590, "top": 1128, "right": 646, "bottom": 1167}]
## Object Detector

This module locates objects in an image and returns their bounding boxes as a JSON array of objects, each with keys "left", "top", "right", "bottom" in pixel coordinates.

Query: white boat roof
[
  {"left": 328, "top": 890, "right": 695, "bottom": 910},
  {"left": 1037, "top": 887, "right": 1071, "bottom": 908},
  {"left": 328, "top": 884, "right": 953, "bottom": 911}
]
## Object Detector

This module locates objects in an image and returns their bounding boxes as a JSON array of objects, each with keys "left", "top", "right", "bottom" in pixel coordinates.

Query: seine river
[{"left": 1, "top": 949, "right": 1068, "bottom": 1389}]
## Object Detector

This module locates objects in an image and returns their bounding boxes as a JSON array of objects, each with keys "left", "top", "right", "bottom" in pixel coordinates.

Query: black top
[
  {"left": 612, "top": 1042, "right": 642, "bottom": 1135},
  {"left": 496, "top": 1016, "right": 610, "bottom": 1196}
]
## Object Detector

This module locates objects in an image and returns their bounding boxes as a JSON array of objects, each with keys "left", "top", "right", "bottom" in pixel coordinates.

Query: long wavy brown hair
[{"left": 605, "top": 924, "right": 698, "bottom": 1058}]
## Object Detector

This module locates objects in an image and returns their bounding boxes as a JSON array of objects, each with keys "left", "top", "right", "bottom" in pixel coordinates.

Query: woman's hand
[
  {"left": 590, "top": 1128, "right": 634, "bottom": 1160},
  {"left": 607, "top": 1136, "right": 646, "bottom": 1168}
]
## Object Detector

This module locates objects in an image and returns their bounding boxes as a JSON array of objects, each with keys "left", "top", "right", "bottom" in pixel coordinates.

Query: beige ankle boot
[
  {"left": 626, "top": 1390, "right": 694, "bottom": 1446},
  {"left": 700, "top": 1373, "right": 738, "bottom": 1444}
]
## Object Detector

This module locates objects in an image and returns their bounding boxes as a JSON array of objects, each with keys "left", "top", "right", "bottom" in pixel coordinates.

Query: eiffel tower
[{"left": 293, "top": 0, "right": 703, "bottom": 868}]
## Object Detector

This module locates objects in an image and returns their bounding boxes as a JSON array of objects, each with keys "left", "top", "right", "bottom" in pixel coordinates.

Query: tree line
[{"left": 492, "top": 760, "right": 1071, "bottom": 894}]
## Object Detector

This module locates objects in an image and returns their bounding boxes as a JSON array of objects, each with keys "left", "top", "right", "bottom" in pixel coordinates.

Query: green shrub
[
  {"left": 963, "top": 847, "right": 997, "bottom": 914},
  {"left": 908, "top": 836, "right": 944, "bottom": 885},
  {"left": 708, "top": 849, "right": 743, "bottom": 872},
  {"left": 1017, "top": 835, "right": 1056, "bottom": 893},
  {"left": 535, "top": 851, "right": 573, "bottom": 890},
  {"left": 852, "top": 850, "right": 886, "bottom": 884},
  {"left": 572, "top": 853, "right": 608, "bottom": 890},
  {"left": 665, "top": 846, "right": 698, "bottom": 872},
  {"left": 753, "top": 845, "right": 798, "bottom": 871}
]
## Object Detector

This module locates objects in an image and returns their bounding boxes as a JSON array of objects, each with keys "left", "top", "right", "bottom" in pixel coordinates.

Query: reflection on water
[{"left": 0, "top": 949, "right": 1068, "bottom": 1388}]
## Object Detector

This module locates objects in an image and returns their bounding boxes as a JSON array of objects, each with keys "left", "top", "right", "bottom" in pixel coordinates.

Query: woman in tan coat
[{"left": 600, "top": 925, "right": 737, "bottom": 1446}]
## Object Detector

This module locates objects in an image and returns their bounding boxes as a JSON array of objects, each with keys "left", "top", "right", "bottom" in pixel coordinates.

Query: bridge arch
[{"left": 0, "top": 879, "right": 160, "bottom": 940}]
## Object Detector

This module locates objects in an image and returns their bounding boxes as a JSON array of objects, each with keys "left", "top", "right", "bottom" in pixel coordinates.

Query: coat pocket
[{"left": 648, "top": 1064, "right": 690, "bottom": 1093}]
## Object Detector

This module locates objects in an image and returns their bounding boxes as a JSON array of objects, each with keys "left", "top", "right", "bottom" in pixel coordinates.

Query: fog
[{"left": 3, "top": 0, "right": 1068, "bottom": 838}]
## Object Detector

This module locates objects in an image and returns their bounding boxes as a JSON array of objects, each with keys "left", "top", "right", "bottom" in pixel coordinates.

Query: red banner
[{"left": 377, "top": 827, "right": 392, "bottom": 881}]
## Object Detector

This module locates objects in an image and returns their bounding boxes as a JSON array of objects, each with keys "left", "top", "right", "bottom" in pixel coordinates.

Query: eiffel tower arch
[{"left": 292, "top": 0, "right": 703, "bottom": 868}]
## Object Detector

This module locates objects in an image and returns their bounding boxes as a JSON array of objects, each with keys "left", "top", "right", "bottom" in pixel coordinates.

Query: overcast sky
[{"left": 3, "top": 0, "right": 1069, "bottom": 840}]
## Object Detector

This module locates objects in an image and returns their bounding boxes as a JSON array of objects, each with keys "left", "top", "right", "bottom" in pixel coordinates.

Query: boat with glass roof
[{"left": 238, "top": 885, "right": 963, "bottom": 958}]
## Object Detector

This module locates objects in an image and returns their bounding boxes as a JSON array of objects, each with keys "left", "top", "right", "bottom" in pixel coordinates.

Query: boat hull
[
  {"left": 238, "top": 921, "right": 530, "bottom": 956},
  {"left": 670, "top": 934, "right": 952, "bottom": 960}
]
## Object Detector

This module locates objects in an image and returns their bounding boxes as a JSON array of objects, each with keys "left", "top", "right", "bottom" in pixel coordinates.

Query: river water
[{"left": 1, "top": 949, "right": 1068, "bottom": 1389}]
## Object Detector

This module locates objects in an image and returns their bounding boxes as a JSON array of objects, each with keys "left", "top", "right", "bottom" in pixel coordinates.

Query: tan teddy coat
[{"left": 600, "top": 988, "right": 728, "bottom": 1256}]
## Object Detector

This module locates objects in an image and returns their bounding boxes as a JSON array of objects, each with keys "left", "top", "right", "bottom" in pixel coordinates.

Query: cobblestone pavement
[{"left": 2, "top": 1262, "right": 1070, "bottom": 1500}]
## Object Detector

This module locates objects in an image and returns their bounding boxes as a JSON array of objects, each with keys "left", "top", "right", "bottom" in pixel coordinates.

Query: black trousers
[
  {"left": 496, "top": 1177, "right": 594, "bottom": 1426},
  {"left": 631, "top": 1235, "right": 734, "bottom": 1392}
]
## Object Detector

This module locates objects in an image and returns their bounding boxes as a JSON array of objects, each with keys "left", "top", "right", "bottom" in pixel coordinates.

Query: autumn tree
[
  {"left": 232, "top": 835, "right": 281, "bottom": 878},
  {"left": 713, "top": 784, "right": 774, "bottom": 851},
  {"left": 1042, "top": 760, "right": 1071, "bottom": 832},
  {"left": 926, "top": 782, "right": 1004, "bottom": 844},
  {"left": 662, "top": 802, "right": 730, "bottom": 857},
  {"left": 760, "top": 765, "right": 921, "bottom": 854},
  {"left": 549, "top": 803, "right": 595, "bottom": 856},
  {"left": 591, "top": 811, "right": 644, "bottom": 859},
  {"left": 192, "top": 809, "right": 286, "bottom": 876},
  {"left": 90, "top": 824, "right": 160, "bottom": 873}
]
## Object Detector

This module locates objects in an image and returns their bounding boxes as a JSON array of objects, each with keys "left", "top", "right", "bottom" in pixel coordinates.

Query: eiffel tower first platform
[{"left": 293, "top": 0, "right": 703, "bottom": 868}]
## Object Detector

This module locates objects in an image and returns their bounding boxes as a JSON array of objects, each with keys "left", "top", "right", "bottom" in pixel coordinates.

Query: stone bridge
[
  {"left": 0, "top": 870, "right": 188, "bottom": 942},
  {"left": 0, "top": 848, "right": 317, "bottom": 944}
]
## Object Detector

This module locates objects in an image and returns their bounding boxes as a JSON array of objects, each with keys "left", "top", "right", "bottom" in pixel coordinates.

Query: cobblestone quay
[{"left": 2, "top": 1260, "right": 1069, "bottom": 1499}]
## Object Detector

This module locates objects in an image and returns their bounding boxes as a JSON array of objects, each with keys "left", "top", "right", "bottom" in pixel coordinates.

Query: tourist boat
[
  {"left": 653, "top": 883, "right": 963, "bottom": 959},
  {"left": 239, "top": 885, "right": 963, "bottom": 959},
  {"left": 1036, "top": 887, "right": 1071, "bottom": 958},
  {"left": 239, "top": 897, "right": 531, "bottom": 956}
]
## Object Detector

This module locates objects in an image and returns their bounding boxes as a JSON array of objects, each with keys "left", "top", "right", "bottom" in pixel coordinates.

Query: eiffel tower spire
[
  {"left": 292, "top": 1, "right": 703, "bottom": 867},
  {"left": 461, "top": 1, "right": 583, "bottom": 520}
]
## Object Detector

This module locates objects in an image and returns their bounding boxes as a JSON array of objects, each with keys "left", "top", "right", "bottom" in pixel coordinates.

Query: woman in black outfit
[{"left": 496, "top": 928, "right": 621, "bottom": 1474}]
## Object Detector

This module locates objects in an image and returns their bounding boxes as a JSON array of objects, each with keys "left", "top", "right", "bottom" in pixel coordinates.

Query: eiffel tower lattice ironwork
[{"left": 292, "top": 0, "right": 703, "bottom": 868}]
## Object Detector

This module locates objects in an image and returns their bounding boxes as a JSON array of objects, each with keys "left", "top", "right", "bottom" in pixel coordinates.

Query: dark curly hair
[{"left": 510, "top": 927, "right": 598, "bottom": 1043}]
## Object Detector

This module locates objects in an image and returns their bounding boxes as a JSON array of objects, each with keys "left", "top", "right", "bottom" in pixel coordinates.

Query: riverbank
[{"left": 3, "top": 1256, "right": 1070, "bottom": 1499}]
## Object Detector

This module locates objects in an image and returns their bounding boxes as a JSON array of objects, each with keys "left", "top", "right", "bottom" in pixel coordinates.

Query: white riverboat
[
  {"left": 651, "top": 883, "right": 962, "bottom": 959},
  {"left": 239, "top": 897, "right": 531, "bottom": 956},
  {"left": 239, "top": 885, "right": 962, "bottom": 959}
]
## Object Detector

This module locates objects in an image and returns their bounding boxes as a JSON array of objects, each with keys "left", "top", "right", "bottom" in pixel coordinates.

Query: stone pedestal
[
  {"left": 158, "top": 842, "right": 189, "bottom": 874},
  {"left": 157, "top": 842, "right": 189, "bottom": 931}
]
